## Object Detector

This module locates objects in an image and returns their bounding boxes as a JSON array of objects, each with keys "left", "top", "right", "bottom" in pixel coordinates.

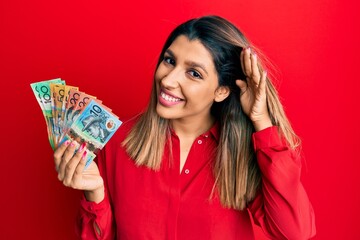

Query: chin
[{"left": 156, "top": 104, "right": 178, "bottom": 120}]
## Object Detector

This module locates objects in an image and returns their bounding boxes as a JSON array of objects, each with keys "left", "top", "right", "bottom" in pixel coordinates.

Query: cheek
[
  {"left": 185, "top": 86, "right": 216, "bottom": 105},
  {"left": 154, "top": 64, "right": 166, "bottom": 82},
  {"left": 195, "top": 84, "right": 216, "bottom": 98}
]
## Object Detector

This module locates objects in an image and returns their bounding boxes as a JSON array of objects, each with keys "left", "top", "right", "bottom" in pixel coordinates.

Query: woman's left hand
[{"left": 236, "top": 48, "right": 273, "bottom": 131}]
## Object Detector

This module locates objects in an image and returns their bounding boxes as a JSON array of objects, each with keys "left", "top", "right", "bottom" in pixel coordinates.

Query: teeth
[{"left": 161, "top": 92, "right": 181, "bottom": 102}]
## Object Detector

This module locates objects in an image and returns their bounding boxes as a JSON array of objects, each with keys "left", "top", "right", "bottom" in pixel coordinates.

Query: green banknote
[{"left": 30, "top": 78, "right": 65, "bottom": 149}]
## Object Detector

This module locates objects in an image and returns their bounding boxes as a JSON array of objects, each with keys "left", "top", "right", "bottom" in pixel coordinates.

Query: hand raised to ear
[{"left": 236, "top": 48, "right": 272, "bottom": 131}]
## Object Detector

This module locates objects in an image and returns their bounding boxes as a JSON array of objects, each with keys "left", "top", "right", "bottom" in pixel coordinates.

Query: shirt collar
[{"left": 169, "top": 121, "right": 220, "bottom": 143}]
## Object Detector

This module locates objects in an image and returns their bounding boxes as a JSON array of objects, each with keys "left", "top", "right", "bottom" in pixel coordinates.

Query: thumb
[{"left": 236, "top": 79, "right": 248, "bottom": 94}]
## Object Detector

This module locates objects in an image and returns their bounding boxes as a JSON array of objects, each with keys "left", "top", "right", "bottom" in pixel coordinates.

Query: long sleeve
[
  {"left": 248, "top": 126, "right": 316, "bottom": 240},
  {"left": 75, "top": 148, "right": 116, "bottom": 240}
]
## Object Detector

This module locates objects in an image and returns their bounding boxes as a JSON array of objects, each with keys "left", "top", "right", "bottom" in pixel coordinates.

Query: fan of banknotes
[{"left": 30, "top": 78, "right": 122, "bottom": 167}]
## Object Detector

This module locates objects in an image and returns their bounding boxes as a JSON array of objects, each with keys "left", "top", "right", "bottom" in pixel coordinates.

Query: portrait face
[
  {"left": 85, "top": 121, "right": 101, "bottom": 139},
  {"left": 155, "top": 35, "right": 223, "bottom": 124}
]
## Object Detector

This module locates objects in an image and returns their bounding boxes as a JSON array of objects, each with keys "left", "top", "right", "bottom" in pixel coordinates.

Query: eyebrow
[{"left": 165, "top": 49, "right": 209, "bottom": 76}]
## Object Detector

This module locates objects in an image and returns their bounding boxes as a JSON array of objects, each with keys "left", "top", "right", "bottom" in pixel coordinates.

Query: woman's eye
[
  {"left": 188, "top": 70, "right": 202, "bottom": 79},
  {"left": 163, "top": 57, "right": 175, "bottom": 65}
]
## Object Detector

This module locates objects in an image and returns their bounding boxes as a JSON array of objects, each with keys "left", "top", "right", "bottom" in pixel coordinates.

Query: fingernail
[
  {"left": 247, "top": 47, "right": 251, "bottom": 53},
  {"left": 263, "top": 70, "right": 267, "bottom": 76},
  {"left": 82, "top": 151, "right": 87, "bottom": 160},
  {"left": 252, "top": 52, "right": 257, "bottom": 58},
  {"left": 79, "top": 142, "right": 86, "bottom": 152},
  {"left": 64, "top": 140, "right": 70, "bottom": 146},
  {"left": 70, "top": 141, "right": 76, "bottom": 147}
]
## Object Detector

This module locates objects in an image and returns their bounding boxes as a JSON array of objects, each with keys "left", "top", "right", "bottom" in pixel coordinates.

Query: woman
[{"left": 54, "top": 16, "right": 316, "bottom": 239}]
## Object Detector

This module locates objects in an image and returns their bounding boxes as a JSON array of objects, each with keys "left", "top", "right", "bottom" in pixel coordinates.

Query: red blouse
[{"left": 76, "top": 119, "right": 316, "bottom": 240}]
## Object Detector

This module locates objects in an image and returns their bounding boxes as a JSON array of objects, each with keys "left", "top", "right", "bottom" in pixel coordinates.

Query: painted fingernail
[
  {"left": 252, "top": 52, "right": 257, "bottom": 59},
  {"left": 79, "top": 142, "right": 86, "bottom": 152},
  {"left": 82, "top": 151, "right": 87, "bottom": 160},
  {"left": 64, "top": 140, "right": 70, "bottom": 146},
  {"left": 70, "top": 141, "right": 76, "bottom": 147}
]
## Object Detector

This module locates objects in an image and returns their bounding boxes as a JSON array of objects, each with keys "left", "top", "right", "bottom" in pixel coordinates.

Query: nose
[{"left": 161, "top": 68, "right": 181, "bottom": 89}]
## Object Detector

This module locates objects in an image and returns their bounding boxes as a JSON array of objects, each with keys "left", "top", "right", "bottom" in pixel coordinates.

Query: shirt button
[
  {"left": 184, "top": 169, "right": 190, "bottom": 174},
  {"left": 197, "top": 140, "right": 202, "bottom": 144}
]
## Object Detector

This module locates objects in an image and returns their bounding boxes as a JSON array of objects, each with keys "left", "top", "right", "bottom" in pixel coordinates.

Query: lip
[{"left": 158, "top": 89, "right": 184, "bottom": 107}]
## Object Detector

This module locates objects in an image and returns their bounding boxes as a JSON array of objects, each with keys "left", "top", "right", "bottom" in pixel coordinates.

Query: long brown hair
[{"left": 123, "top": 16, "right": 300, "bottom": 210}]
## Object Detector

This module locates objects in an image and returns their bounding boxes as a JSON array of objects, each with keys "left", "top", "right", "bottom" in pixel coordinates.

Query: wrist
[
  {"left": 252, "top": 118, "right": 273, "bottom": 132},
  {"left": 84, "top": 186, "right": 105, "bottom": 204}
]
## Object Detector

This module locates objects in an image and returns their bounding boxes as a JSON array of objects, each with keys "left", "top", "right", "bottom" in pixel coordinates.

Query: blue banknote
[{"left": 68, "top": 99, "right": 122, "bottom": 151}]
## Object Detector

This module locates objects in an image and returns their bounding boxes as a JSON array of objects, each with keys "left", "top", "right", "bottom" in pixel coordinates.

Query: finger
[
  {"left": 240, "top": 48, "right": 245, "bottom": 75},
  {"left": 236, "top": 79, "right": 248, "bottom": 95},
  {"left": 54, "top": 140, "right": 71, "bottom": 171},
  {"left": 243, "top": 47, "right": 252, "bottom": 77},
  {"left": 63, "top": 143, "right": 87, "bottom": 187},
  {"left": 72, "top": 151, "right": 89, "bottom": 189},
  {"left": 258, "top": 70, "right": 267, "bottom": 96},
  {"left": 250, "top": 53, "right": 261, "bottom": 86},
  {"left": 58, "top": 140, "right": 79, "bottom": 181}
]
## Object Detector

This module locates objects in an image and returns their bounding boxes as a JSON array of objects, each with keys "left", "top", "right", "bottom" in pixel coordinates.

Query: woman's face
[{"left": 155, "top": 35, "right": 222, "bottom": 123}]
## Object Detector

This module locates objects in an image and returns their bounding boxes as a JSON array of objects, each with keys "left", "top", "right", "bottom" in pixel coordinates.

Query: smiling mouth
[
  {"left": 158, "top": 90, "right": 184, "bottom": 106},
  {"left": 160, "top": 91, "right": 182, "bottom": 102}
]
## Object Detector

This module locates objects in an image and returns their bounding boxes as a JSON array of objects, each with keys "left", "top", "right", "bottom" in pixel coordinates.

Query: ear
[{"left": 214, "top": 86, "right": 230, "bottom": 102}]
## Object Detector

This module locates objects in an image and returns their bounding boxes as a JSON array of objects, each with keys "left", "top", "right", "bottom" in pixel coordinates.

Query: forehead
[{"left": 167, "top": 35, "right": 215, "bottom": 69}]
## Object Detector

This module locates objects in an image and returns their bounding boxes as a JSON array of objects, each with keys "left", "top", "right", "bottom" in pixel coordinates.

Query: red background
[{"left": 1, "top": 0, "right": 359, "bottom": 239}]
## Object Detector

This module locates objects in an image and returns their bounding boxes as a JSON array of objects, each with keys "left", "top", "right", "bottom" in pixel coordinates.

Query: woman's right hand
[{"left": 54, "top": 140, "right": 105, "bottom": 203}]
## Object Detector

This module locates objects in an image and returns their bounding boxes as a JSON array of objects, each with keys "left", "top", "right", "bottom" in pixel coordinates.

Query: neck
[{"left": 170, "top": 114, "right": 215, "bottom": 139}]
